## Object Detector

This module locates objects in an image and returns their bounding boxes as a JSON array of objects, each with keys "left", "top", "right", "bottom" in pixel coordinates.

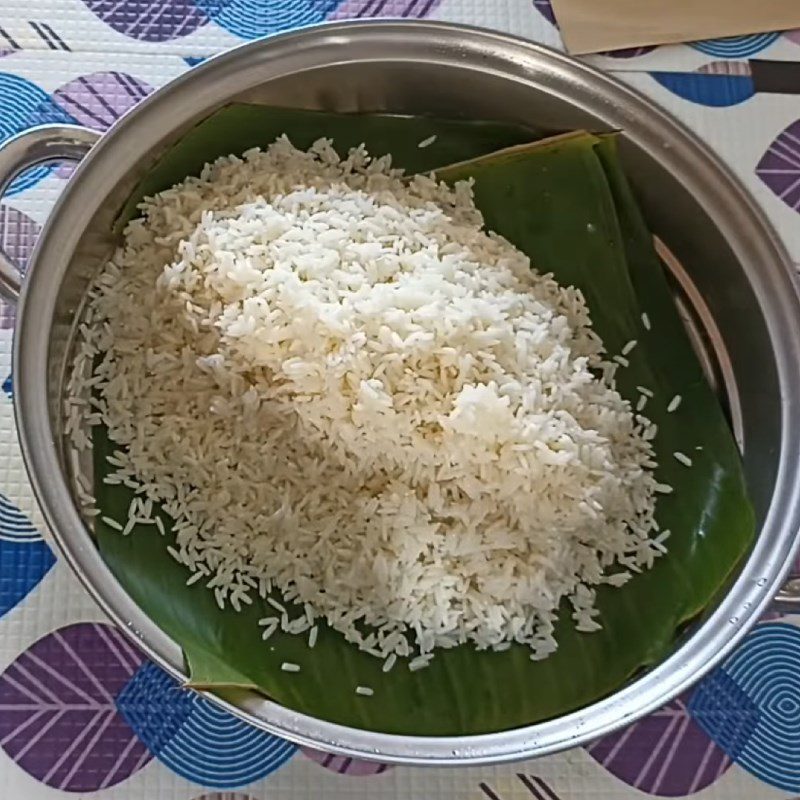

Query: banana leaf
[
  {"left": 94, "top": 105, "right": 754, "bottom": 735},
  {"left": 115, "top": 105, "right": 536, "bottom": 230}
]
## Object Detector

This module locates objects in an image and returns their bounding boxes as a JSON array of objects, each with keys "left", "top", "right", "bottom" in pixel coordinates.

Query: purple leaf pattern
[
  {"left": 517, "top": 774, "right": 563, "bottom": 800},
  {"left": 0, "top": 69, "right": 152, "bottom": 328},
  {"left": 756, "top": 119, "right": 800, "bottom": 212},
  {"left": 585, "top": 693, "right": 731, "bottom": 796},
  {"left": 532, "top": 0, "right": 556, "bottom": 25},
  {"left": 479, "top": 781, "right": 504, "bottom": 799},
  {"left": 81, "top": 0, "right": 209, "bottom": 42},
  {"left": 328, "top": 0, "right": 442, "bottom": 19},
  {"left": 479, "top": 774, "right": 563, "bottom": 800},
  {"left": 0, "top": 206, "right": 41, "bottom": 330},
  {"left": 80, "top": 0, "right": 444, "bottom": 38},
  {"left": 0, "top": 622, "right": 152, "bottom": 792},
  {"left": 301, "top": 746, "right": 392, "bottom": 775},
  {"left": 51, "top": 71, "right": 152, "bottom": 132}
]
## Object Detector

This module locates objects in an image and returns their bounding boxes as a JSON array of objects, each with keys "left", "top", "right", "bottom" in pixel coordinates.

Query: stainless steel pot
[{"left": 2, "top": 21, "right": 800, "bottom": 765}]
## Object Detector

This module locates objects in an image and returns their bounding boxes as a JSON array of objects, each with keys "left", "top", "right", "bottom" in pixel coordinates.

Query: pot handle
[{"left": 0, "top": 124, "right": 101, "bottom": 304}]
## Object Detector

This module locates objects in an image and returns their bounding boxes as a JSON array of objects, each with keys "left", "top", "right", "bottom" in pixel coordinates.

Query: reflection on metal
[{"left": 655, "top": 236, "right": 744, "bottom": 452}]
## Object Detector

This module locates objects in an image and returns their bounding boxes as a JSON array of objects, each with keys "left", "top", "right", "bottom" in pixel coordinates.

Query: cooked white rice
[{"left": 68, "top": 136, "right": 665, "bottom": 665}]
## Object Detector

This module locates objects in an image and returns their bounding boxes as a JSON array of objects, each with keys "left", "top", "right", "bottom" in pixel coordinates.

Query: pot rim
[{"left": 12, "top": 20, "right": 800, "bottom": 764}]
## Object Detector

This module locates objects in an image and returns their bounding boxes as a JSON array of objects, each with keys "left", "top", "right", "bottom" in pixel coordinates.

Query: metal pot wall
[{"left": 1, "top": 21, "right": 799, "bottom": 765}]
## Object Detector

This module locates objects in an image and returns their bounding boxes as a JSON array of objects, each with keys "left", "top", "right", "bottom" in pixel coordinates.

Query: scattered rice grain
[
  {"left": 673, "top": 451, "right": 692, "bottom": 467},
  {"left": 382, "top": 653, "right": 397, "bottom": 672},
  {"left": 667, "top": 394, "right": 682, "bottom": 413}
]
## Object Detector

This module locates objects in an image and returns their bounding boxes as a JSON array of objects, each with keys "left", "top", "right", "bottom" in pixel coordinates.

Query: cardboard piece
[{"left": 550, "top": 0, "right": 800, "bottom": 54}]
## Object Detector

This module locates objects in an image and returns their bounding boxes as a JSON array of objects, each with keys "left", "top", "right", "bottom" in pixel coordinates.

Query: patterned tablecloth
[{"left": 1, "top": 2, "right": 800, "bottom": 799}]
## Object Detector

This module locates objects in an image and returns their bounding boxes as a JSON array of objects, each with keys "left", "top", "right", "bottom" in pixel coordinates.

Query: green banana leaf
[
  {"left": 94, "top": 105, "right": 754, "bottom": 735},
  {"left": 116, "top": 105, "right": 536, "bottom": 229}
]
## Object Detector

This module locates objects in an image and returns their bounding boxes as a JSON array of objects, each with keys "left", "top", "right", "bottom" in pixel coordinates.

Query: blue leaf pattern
[
  {"left": 0, "top": 494, "right": 55, "bottom": 618},
  {"left": 117, "top": 662, "right": 296, "bottom": 787}
]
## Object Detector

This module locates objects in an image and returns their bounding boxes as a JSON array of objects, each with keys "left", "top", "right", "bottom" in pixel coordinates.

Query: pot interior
[
  {"left": 56, "top": 57, "right": 779, "bottom": 522},
  {"left": 25, "top": 25, "right": 796, "bottom": 761}
]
